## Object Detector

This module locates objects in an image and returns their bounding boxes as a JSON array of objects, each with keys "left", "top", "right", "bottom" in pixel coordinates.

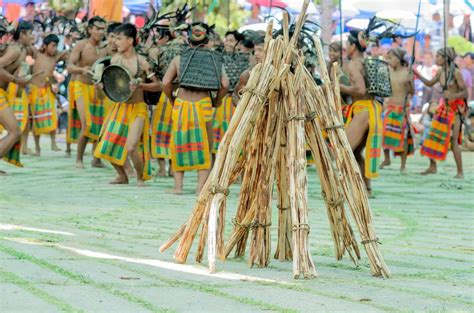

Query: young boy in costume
[
  {"left": 380, "top": 47, "right": 414, "bottom": 173},
  {"left": 0, "top": 21, "right": 33, "bottom": 168},
  {"left": 414, "top": 47, "right": 468, "bottom": 179},
  {"left": 163, "top": 22, "right": 229, "bottom": 194},
  {"left": 30, "top": 34, "right": 68, "bottom": 156},
  {"left": 94, "top": 23, "right": 161, "bottom": 187},
  {"left": 340, "top": 29, "right": 384, "bottom": 197},
  {"left": 66, "top": 16, "right": 108, "bottom": 169}
]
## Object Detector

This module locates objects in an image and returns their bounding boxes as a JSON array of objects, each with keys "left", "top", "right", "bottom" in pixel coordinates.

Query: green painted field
[{"left": 1, "top": 137, "right": 473, "bottom": 312}]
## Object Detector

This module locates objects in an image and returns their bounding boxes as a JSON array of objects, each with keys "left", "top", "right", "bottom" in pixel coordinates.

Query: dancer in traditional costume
[
  {"left": 29, "top": 34, "right": 68, "bottom": 156},
  {"left": 340, "top": 29, "right": 384, "bottom": 196},
  {"left": 94, "top": 23, "right": 161, "bottom": 187},
  {"left": 150, "top": 21, "right": 184, "bottom": 177},
  {"left": 380, "top": 47, "right": 415, "bottom": 173},
  {"left": 233, "top": 36, "right": 265, "bottom": 100},
  {"left": 66, "top": 16, "right": 108, "bottom": 169},
  {"left": 163, "top": 22, "right": 229, "bottom": 194},
  {"left": 414, "top": 47, "right": 468, "bottom": 179},
  {"left": 0, "top": 21, "right": 34, "bottom": 168},
  {"left": 212, "top": 31, "right": 248, "bottom": 154}
]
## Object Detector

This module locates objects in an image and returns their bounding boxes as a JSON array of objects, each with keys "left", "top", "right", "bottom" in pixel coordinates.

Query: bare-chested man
[
  {"left": 66, "top": 16, "right": 107, "bottom": 169},
  {"left": 94, "top": 23, "right": 161, "bottom": 187},
  {"left": 0, "top": 21, "right": 33, "bottom": 168},
  {"left": 163, "top": 22, "right": 229, "bottom": 194},
  {"left": 30, "top": 34, "right": 68, "bottom": 156},
  {"left": 414, "top": 47, "right": 468, "bottom": 179},
  {"left": 380, "top": 47, "right": 414, "bottom": 173},
  {"left": 339, "top": 29, "right": 384, "bottom": 197}
]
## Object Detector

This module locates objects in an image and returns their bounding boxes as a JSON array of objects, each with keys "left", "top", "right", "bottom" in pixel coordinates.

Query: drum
[{"left": 102, "top": 64, "right": 133, "bottom": 103}]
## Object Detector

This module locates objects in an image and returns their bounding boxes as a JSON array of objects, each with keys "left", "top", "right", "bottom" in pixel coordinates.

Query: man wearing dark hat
[
  {"left": 414, "top": 47, "right": 468, "bottom": 179},
  {"left": 163, "top": 22, "right": 229, "bottom": 194}
]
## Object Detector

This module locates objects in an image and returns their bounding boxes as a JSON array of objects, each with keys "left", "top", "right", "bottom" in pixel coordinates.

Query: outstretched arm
[{"left": 413, "top": 67, "right": 440, "bottom": 87}]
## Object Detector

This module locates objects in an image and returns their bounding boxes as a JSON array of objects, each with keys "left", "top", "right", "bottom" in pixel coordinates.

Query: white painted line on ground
[
  {"left": 0, "top": 224, "right": 76, "bottom": 236},
  {"left": 2, "top": 237, "right": 294, "bottom": 285}
]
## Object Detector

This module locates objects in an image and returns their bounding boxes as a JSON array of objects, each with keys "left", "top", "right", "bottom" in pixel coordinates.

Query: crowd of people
[{"left": 0, "top": 3, "right": 471, "bottom": 199}]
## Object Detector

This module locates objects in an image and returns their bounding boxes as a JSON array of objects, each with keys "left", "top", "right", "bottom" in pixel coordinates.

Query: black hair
[
  {"left": 225, "top": 30, "right": 244, "bottom": 42},
  {"left": 107, "top": 22, "right": 121, "bottom": 35},
  {"left": 43, "top": 33, "right": 59, "bottom": 45},
  {"left": 253, "top": 36, "right": 265, "bottom": 46},
  {"left": 26, "top": 2, "right": 35, "bottom": 7},
  {"left": 240, "top": 38, "right": 254, "bottom": 50},
  {"left": 348, "top": 29, "right": 366, "bottom": 52},
  {"left": 115, "top": 23, "right": 138, "bottom": 47},
  {"left": 13, "top": 21, "right": 33, "bottom": 41},
  {"left": 88, "top": 16, "right": 106, "bottom": 28}
]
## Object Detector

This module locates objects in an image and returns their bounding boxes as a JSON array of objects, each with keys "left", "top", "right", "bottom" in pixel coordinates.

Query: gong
[{"left": 102, "top": 64, "right": 133, "bottom": 103}]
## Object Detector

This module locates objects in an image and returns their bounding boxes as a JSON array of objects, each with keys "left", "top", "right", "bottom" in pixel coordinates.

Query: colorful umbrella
[{"left": 448, "top": 35, "right": 474, "bottom": 56}]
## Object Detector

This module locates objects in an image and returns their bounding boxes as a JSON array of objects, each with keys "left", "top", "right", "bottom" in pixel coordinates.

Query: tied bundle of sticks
[{"left": 160, "top": 0, "right": 390, "bottom": 279}]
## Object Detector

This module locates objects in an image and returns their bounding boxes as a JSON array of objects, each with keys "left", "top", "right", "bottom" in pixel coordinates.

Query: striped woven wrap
[
  {"left": 346, "top": 100, "right": 383, "bottom": 179},
  {"left": 382, "top": 103, "right": 414, "bottom": 155},
  {"left": 67, "top": 81, "right": 104, "bottom": 143},
  {"left": 151, "top": 93, "right": 172, "bottom": 159},
  {"left": 170, "top": 97, "right": 213, "bottom": 172},
  {"left": 420, "top": 98, "right": 465, "bottom": 161},
  {"left": 212, "top": 95, "right": 235, "bottom": 153},
  {"left": 30, "top": 85, "right": 58, "bottom": 135},
  {"left": 7, "top": 82, "right": 29, "bottom": 132},
  {"left": 94, "top": 102, "right": 152, "bottom": 181},
  {"left": 0, "top": 88, "right": 23, "bottom": 167}
]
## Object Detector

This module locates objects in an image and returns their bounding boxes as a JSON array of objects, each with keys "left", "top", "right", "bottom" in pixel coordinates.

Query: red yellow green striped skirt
[
  {"left": 346, "top": 100, "right": 383, "bottom": 179},
  {"left": 29, "top": 85, "right": 57, "bottom": 135},
  {"left": 94, "top": 102, "right": 152, "bottom": 181},
  {"left": 67, "top": 81, "right": 104, "bottom": 143},
  {"left": 420, "top": 98, "right": 465, "bottom": 161},
  {"left": 7, "top": 82, "right": 29, "bottom": 132},
  {"left": 382, "top": 103, "right": 414, "bottom": 155},
  {"left": 170, "top": 97, "right": 213, "bottom": 172},
  {"left": 341, "top": 104, "right": 350, "bottom": 125},
  {"left": 151, "top": 93, "right": 172, "bottom": 159},
  {"left": 0, "top": 88, "right": 22, "bottom": 167},
  {"left": 212, "top": 95, "right": 235, "bottom": 153}
]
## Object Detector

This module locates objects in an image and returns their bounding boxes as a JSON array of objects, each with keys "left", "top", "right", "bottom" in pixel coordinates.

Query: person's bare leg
[
  {"left": 206, "top": 121, "right": 214, "bottom": 168},
  {"left": 126, "top": 117, "right": 145, "bottom": 187},
  {"left": 0, "top": 106, "right": 21, "bottom": 158},
  {"left": 451, "top": 114, "right": 464, "bottom": 179},
  {"left": 33, "top": 134, "right": 41, "bottom": 156},
  {"left": 346, "top": 111, "right": 369, "bottom": 150},
  {"left": 400, "top": 150, "right": 408, "bottom": 173},
  {"left": 156, "top": 158, "right": 166, "bottom": 177},
  {"left": 75, "top": 98, "right": 88, "bottom": 168},
  {"left": 168, "top": 160, "right": 174, "bottom": 177},
  {"left": 196, "top": 169, "right": 211, "bottom": 194},
  {"left": 50, "top": 131, "right": 61, "bottom": 151},
  {"left": 380, "top": 149, "right": 391, "bottom": 168},
  {"left": 65, "top": 142, "right": 71, "bottom": 158},
  {"left": 171, "top": 171, "right": 184, "bottom": 194},
  {"left": 21, "top": 120, "right": 32, "bottom": 155},
  {"left": 91, "top": 142, "right": 105, "bottom": 168},
  {"left": 421, "top": 158, "right": 437, "bottom": 175},
  {"left": 124, "top": 158, "right": 136, "bottom": 178},
  {"left": 110, "top": 163, "right": 128, "bottom": 184}
]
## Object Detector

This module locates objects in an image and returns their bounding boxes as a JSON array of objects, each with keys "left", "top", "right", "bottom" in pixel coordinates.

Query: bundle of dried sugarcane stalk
[{"left": 160, "top": 0, "right": 390, "bottom": 279}]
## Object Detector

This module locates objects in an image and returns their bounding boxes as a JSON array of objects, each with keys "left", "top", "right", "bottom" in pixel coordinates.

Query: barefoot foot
[
  {"left": 167, "top": 188, "right": 183, "bottom": 195},
  {"left": 155, "top": 169, "right": 166, "bottom": 178},
  {"left": 420, "top": 168, "right": 437, "bottom": 175},
  {"left": 91, "top": 159, "right": 106, "bottom": 168},
  {"left": 137, "top": 179, "right": 145, "bottom": 187},
  {"left": 51, "top": 145, "right": 61, "bottom": 152},
  {"left": 379, "top": 160, "right": 391, "bottom": 169},
  {"left": 454, "top": 173, "right": 464, "bottom": 179},
  {"left": 109, "top": 176, "right": 129, "bottom": 184},
  {"left": 75, "top": 161, "right": 85, "bottom": 169}
]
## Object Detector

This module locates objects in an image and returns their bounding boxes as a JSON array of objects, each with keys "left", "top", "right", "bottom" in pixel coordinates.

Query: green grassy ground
[{"left": 0, "top": 137, "right": 473, "bottom": 312}]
